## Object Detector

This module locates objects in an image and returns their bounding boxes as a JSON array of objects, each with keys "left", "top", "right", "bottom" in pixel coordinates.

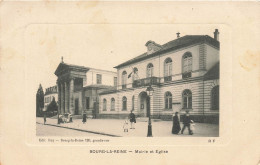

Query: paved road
[
  {"left": 36, "top": 123, "right": 107, "bottom": 137},
  {"left": 37, "top": 118, "right": 219, "bottom": 137}
]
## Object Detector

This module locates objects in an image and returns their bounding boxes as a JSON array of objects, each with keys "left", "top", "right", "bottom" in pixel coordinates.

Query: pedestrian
[
  {"left": 123, "top": 118, "right": 129, "bottom": 132},
  {"left": 43, "top": 113, "right": 46, "bottom": 125},
  {"left": 129, "top": 110, "right": 136, "bottom": 129},
  {"left": 181, "top": 111, "right": 193, "bottom": 135},
  {"left": 190, "top": 120, "right": 195, "bottom": 135},
  {"left": 82, "top": 113, "right": 87, "bottom": 124},
  {"left": 172, "top": 112, "right": 181, "bottom": 134}
]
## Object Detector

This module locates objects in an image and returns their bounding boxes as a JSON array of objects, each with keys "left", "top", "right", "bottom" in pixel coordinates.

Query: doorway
[
  {"left": 75, "top": 99, "right": 79, "bottom": 115},
  {"left": 138, "top": 92, "right": 149, "bottom": 117}
]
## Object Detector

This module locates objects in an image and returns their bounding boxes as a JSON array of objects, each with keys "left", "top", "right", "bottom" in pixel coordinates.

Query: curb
[{"left": 36, "top": 122, "right": 121, "bottom": 137}]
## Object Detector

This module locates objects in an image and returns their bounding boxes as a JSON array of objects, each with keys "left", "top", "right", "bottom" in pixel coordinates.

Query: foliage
[
  {"left": 47, "top": 97, "right": 58, "bottom": 112},
  {"left": 36, "top": 84, "right": 44, "bottom": 117}
]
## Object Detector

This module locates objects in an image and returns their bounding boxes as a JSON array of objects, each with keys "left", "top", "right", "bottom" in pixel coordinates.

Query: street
[
  {"left": 36, "top": 123, "right": 107, "bottom": 136},
  {"left": 36, "top": 117, "right": 219, "bottom": 137}
]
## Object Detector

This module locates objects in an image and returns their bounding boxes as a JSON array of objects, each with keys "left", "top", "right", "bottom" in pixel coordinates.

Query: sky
[{"left": 25, "top": 24, "right": 221, "bottom": 92}]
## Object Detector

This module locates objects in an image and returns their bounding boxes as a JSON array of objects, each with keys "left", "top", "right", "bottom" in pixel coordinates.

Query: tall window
[
  {"left": 103, "top": 99, "right": 107, "bottom": 111},
  {"left": 122, "top": 71, "right": 127, "bottom": 89},
  {"left": 114, "top": 77, "right": 117, "bottom": 87},
  {"left": 132, "top": 95, "right": 135, "bottom": 110},
  {"left": 183, "top": 89, "right": 192, "bottom": 109},
  {"left": 182, "top": 52, "right": 192, "bottom": 78},
  {"left": 211, "top": 86, "right": 219, "bottom": 110},
  {"left": 86, "top": 97, "right": 90, "bottom": 109},
  {"left": 111, "top": 98, "right": 115, "bottom": 111},
  {"left": 147, "top": 63, "right": 154, "bottom": 77},
  {"left": 122, "top": 96, "right": 127, "bottom": 110},
  {"left": 133, "top": 67, "right": 138, "bottom": 81},
  {"left": 164, "top": 58, "right": 172, "bottom": 77},
  {"left": 97, "top": 74, "right": 102, "bottom": 84},
  {"left": 165, "top": 92, "right": 172, "bottom": 109}
]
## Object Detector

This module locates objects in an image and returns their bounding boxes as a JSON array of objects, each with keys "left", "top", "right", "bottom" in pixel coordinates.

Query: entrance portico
[{"left": 55, "top": 61, "right": 89, "bottom": 115}]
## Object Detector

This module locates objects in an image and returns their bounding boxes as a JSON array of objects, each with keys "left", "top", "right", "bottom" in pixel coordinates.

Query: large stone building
[
  {"left": 54, "top": 61, "right": 117, "bottom": 117},
  {"left": 99, "top": 29, "right": 220, "bottom": 123},
  {"left": 43, "top": 85, "right": 58, "bottom": 111}
]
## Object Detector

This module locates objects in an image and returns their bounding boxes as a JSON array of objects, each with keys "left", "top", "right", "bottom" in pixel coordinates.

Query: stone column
[
  {"left": 60, "top": 83, "right": 64, "bottom": 114},
  {"left": 69, "top": 78, "right": 74, "bottom": 114},
  {"left": 57, "top": 82, "right": 61, "bottom": 113},
  {"left": 65, "top": 81, "right": 68, "bottom": 113}
]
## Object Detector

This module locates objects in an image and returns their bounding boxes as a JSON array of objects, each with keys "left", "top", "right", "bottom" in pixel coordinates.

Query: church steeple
[{"left": 61, "top": 56, "right": 64, "bottom": 63}]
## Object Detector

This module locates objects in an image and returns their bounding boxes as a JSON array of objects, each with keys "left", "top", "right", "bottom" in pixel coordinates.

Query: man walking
[
  {"left": 181, "top": 111, "right": 193, "bottom": 135},
  {"left": 129, "top": 110, "right": 136, "bottom": 129}
]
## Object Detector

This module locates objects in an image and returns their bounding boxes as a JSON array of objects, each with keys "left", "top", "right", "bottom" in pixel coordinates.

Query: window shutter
[
  {"left": 183, "top": 97, "right": 187, "bottom": 109},
  {"left": 164, "top": 64, "right": 168, "bottom": 76},
  {"left": 165, "top": 98, "right": 168, "bottom": 109},
  {"left": 169, "top": 98, "right": 172, "bottom": 109},
  {"left": 188, "top": 96, "right": 192, "bottom": 109},
  {"left": 169, "top": 63, "right": 172, "bottom": 76}
]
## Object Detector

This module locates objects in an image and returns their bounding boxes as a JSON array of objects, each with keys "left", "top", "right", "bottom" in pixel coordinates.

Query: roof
[
  {"left": 99, "top": 89, "right": 118, "bottom": 95},
  {"left": 83, "top": 84, "right": 116, "bottom": 90},
  {"left": 55, "top": 62, "right": 89, "bottom": 76},
  {"left": 114, "top": 35, "right": 219, "bottom": 68},
  {"left": 204, "top": 62, "right": 220, "bottom": 80}
]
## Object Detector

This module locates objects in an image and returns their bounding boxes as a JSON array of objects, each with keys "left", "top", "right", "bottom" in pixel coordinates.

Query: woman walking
[
  {"left": 82, "top": 113, "right": 87, "bottom": 124},
  {"left": 172, "top": 112, "right": 181, "bottom": 134},
  {"left": 129, "top": 110, "right": 136, "bottom": 129}
]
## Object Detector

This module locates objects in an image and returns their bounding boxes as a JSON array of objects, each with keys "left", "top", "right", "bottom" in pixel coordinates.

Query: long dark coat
[
  {"left": 172, "top": 115, "right": 181, "bottom": 134},
  {"left": 129, "top": 112, "right": 136, "bottom": 123},
  {"left": 82, "top": 114, "right": 87, "bottom": 122}
]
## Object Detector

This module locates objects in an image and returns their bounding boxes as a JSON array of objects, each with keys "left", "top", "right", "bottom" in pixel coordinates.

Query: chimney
[
  {"left": 214, "top": 29, "right": 219, "bottom": 41},
  {"left": 176, "top": 32, "right": 180, "bottom": 38}
]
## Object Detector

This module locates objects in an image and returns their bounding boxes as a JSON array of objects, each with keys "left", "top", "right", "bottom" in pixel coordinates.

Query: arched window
[
  {"left": 103, "top": 99, "right": 107, "bottom": 111},
  {"left": 122, "top": 71, "right": 127, "bottom": 89},
  {"left": 164, "top": 58, "right": 172, "bottom": 77},
  {"left": 183, "top": 89, "right": 192, "bottom": 109},
  {"left": 147, "top": 63, "right": 154, "bottom": 78},
  {"left": 122, "top": 96, "right": 127, "bottom": 110},
  {"left": 211, "top": 86, "right": 219, "bottom": 110},
  {"left": 111, "top": 98, "right": 115, "bottom": 111},
  {"left": 132, "top": 95, "right": 135, "bottom": 110},
  {"left": 132, "top": 67, "right": 139, "bottom": 81},
  {"left": 165, "top": 92, "right": 172, "bottom": 109},
  {"left": 182, "top": 52, "right": 192, "bottom": 78}
]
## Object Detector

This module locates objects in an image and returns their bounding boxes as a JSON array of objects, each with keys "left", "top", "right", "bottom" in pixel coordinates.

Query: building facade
[
  {"left": 43, "top": 85, "right": 58, "bottom": 111},
  {"left": 99, "top": 29, "right": 220, "bottom": 123},
  {"left": 54, "top": 62, "right": 117, "bottom": 116}
]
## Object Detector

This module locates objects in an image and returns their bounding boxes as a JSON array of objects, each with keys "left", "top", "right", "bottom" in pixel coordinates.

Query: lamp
[
  {"left": 146, "top": 85, "right": 154, "bottom": 137},
  {"left": 146, "top": 86, "right": 154, "bottom": 96}
]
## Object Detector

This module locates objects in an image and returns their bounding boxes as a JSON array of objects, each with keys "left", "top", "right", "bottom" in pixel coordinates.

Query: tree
[
  {"left": 36, "top": 84, "right": 44, "bottom": 117},
  {"left": 47, "top": 97, "right": 58, "bottom": 116}
]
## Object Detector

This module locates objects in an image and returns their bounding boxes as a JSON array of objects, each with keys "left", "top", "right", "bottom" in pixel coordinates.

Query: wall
[
  {"left": 117, "top": 44, "right": 215, "bottom": 89},
  {"left": 206, "top": 44, "right": 219, "bottom": 70},
  {"left": 85, "top": 68, "right": 117, "bottom": 86}
]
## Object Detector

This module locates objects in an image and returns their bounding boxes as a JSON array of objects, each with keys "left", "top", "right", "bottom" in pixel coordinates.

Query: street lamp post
[{"left": 146, "top": 85, "right": 154, "bottom": 137}]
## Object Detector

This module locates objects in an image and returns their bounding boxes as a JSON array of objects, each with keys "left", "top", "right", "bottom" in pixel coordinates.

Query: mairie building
[{"left": 99, "top": 29, "right": 220, "bottom": 123}]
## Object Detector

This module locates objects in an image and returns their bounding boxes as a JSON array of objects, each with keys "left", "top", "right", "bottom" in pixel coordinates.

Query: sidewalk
[{"left": 36, "top": 117, "right": 219, "bottom": 137}]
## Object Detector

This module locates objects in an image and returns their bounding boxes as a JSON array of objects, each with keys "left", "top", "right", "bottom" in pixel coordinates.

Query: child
[
  {"left": 190, "top": 120, "right": 195, "bottom": 135},
  {"left": 123, "top": 119, "right": 129, "bottom": 132}
]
